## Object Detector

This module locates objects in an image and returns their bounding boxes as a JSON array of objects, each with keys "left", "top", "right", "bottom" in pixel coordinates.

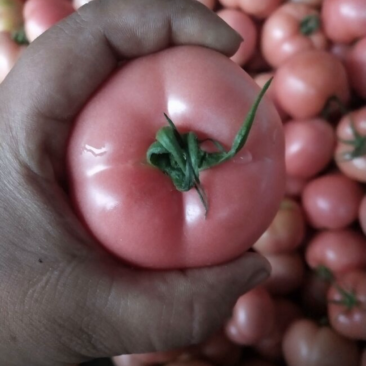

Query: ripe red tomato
[
  {"left": 344, "top": 37, "right": 366, "bottom": 99},
  {"left": 321, "top": 0, "right": 366, "bottom": 44},
  {"left": 23, "top": 0, "right": 74, "bottom": 42},
  {"left": 216, "top": 9, "right": 257, "bottom": 66},
  {"left": 284, "top": 118, "right": 335, "bottom": 179},
  {"left": 261, "top": 3, "right": 327, "bottom": 68},
  {"left": 283, "top": 319, "right": 361, "bottom": 366},
  {"left": 289, "top": 0, "right": 323, "bottom": 6},
  {"left": 302, "top": 173, "right": 363, "bottom": 229},
  {"left": 225, "top": 287, "right": 275, "bottom": 345},
  {"left": 328, "top": 270, "right": 366, "bottom": 340},
  {"left": 273, "top": 50, "right": 349, "bottom": 119},
  {"left": 67, "top": 46, "right": 285, "bottom": 269},
  {"left": 305, "top": 229, "right": 366, "bottom": 275},
  {"left": 335, "top": 107, "right": 366, "bottom": 182},
  {"left": 253, "top": 198, "right": 305, "bottom": 254}
]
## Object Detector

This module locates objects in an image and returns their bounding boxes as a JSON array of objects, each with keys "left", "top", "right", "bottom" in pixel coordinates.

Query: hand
[{"left": 0, "top": 1, "right": 270, "bottom": 365}]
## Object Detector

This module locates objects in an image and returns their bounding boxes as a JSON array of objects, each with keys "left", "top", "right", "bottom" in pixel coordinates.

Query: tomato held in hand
[
  {"left": 67, "top": 46, "right": 285, "bottom": 269},
  {"left": 328, "top": 270, "right": 366, "bottom": 340}
]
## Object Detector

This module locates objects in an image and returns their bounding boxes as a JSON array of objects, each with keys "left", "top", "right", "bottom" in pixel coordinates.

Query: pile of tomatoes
[{"left": 1, "top": 0, "right": 366, "bottom": 365}]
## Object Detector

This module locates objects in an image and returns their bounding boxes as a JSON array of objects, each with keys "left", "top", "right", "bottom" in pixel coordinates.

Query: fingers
[
  {"left": 56, "top": 252, "right": 269, "bottom": 361},
  {"left": 0, "top": 0, "right": 242, "bottom": 179}
]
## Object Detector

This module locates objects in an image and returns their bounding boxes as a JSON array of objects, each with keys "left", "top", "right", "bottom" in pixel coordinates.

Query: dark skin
[{"left": 0, "top": 1, "right": 271, "bottom": 365}]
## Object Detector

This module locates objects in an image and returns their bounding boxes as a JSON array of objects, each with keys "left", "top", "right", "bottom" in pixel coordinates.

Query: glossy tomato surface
[
  {"left": 67, "top": 46, "right": 285, "bottom": 269},
  {"left": 328, "top": 270, "right": 366, "bottom": 340}
]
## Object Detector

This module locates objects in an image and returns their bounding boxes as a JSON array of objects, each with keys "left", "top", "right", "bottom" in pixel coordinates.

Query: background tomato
[
  {"left": 253, "top": 198, "right": 305, "bottom": 254},
  {"left": 321, "top": 0, "right": 366, "bottom": 43},
  {"left": 273, "top": 50, "right": 349, "bottom": 119},
  {"left": 0, "top": 31, "right": 24, "bottom": 82},
  {"left": 284, "top": 118, "right": 335, "bottom": 179},
  {"left": 305, "top": 229, "right": 366, "bottom": 275},
  {"left": 302, "top": 173, "right": 364, "bottom": 229},
  {"left": 328, "top": 270, "right": 366, "bottom": 340},
  {"left": 237, "top": 0, "right": 283, "bottom": 19},
  {"left": 67, "top": 46, "right": 285, "bottom": 269},
  {"left": 344, "top": 37, "right": 366, "bottom": 99},
  {"left": 225, "top": 287, "right": 275, "bottom": 345},
  {"left": 217, "top": 9, "right": 257, "bottom": 66},
  {"left": 261, "top": 3, "right": 327, "bottom": 68},
  {"left": 283, "top": 319, "right": 360, "bottom": 366},
  {"left": 335, "top": 107, "right": 366, "bottom": 182},
  {"left": 0, "top": 0, "right": 23, "bottom": 33}
]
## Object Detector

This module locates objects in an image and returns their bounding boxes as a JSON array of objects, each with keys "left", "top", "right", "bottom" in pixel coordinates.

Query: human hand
[{"left": 0, "top": 1, "right": 270, "bottom": 365}]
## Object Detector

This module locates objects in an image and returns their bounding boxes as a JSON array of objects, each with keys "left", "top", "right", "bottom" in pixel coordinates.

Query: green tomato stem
[
  {"left": 300, "top": 14, "right": 320, "bottom": 36},
  {"left": 146, "top": 78, "right": 272, "bottom": 217}
]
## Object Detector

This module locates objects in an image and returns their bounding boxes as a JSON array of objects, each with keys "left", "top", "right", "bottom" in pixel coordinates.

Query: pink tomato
[{"left": 67, "top": 46, "right": 285, "bottom": 269}]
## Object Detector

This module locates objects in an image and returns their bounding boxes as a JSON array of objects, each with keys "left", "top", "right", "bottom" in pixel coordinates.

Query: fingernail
[{"left": 249, "top": 270, "right": 270, "bottom": 288}]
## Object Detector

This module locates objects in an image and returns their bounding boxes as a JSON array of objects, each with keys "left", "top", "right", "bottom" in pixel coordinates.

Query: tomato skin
[
  {"left": 322, "top": 0, "right": 366, "bottom": 44},
  {"left": 67, "top": 46, "right": 285, "bottom": 269},
  {"left": 283, "top": 319, "right": 360, "bottom": 366},
  {"left": 302, "top": 173, "right": 363, "bottom": 230},
  {"left": 253, "top": 198, "right": 305, "bottom": 255},
  {"left": 217, "top": 9, "right": 257, "bottom": 66},
  {"left": 328, "top": 270, "right": 366, "bottom": 341},
  {"left": 237, "top": 0, "right": 284, "bottom": 19},
  {"left": 289, "top": 0, "right": 323, "bottom": 7},
  {"left": 360, "top": 196, "right": 366, "bottom": 236},
  {"left": 284, "top": 118, "right": 335, "bottom": 179},
  {"left": 255, "top": 298, "right": 302, "bottom": 361},
  {"left": 24, "top": 0, "right": 74, "bottom": 42},
  {"left": 344, "top": 38, "right": 366, "bottom": 100},
  {"left": 225, "top": 287, "right": 275, "bottom": 345},
  {"left": 261, "top": 3, "right": 327, "bottom": 68},
  {"left": 305, "top": 229, "right": 366, "bottom": 275},
  {"left": 273, "top": 50, "right": 349, "bottom": 119},
  {"left": 0, "top": 31, "right": 24, "bottom": 83},
  {"left": 263, "top": 252, "right": 305, "bottom": 295},
  {"left": 335, "top": 107, "right": 366, "bottom": 182}
]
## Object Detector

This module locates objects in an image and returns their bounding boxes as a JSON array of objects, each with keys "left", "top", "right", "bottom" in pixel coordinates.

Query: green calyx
[
  {"left": 11, "top": 26, "right": 29, "bottom": 45},
  {"left": 146, "top": 78, "right": 272, "bottom": 217},
  {"left": 300, "top": 14, "right": 320, "bottom": 36},
  {"left": 338, "top": 119, "right": 366, "bottom": 161}
]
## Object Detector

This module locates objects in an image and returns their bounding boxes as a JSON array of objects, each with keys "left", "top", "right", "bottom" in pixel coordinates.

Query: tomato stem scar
[
  {"left": 146, "top": 78, "right": 272, "bottom": 217},
  {"left": 300, "top": 14, "right": 320, "bottom": 36}
]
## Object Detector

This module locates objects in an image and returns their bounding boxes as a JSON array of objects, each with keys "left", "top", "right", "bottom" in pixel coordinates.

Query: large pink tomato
[{"left": 67, "top": 46, "right": 285, "bottom": 269}]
